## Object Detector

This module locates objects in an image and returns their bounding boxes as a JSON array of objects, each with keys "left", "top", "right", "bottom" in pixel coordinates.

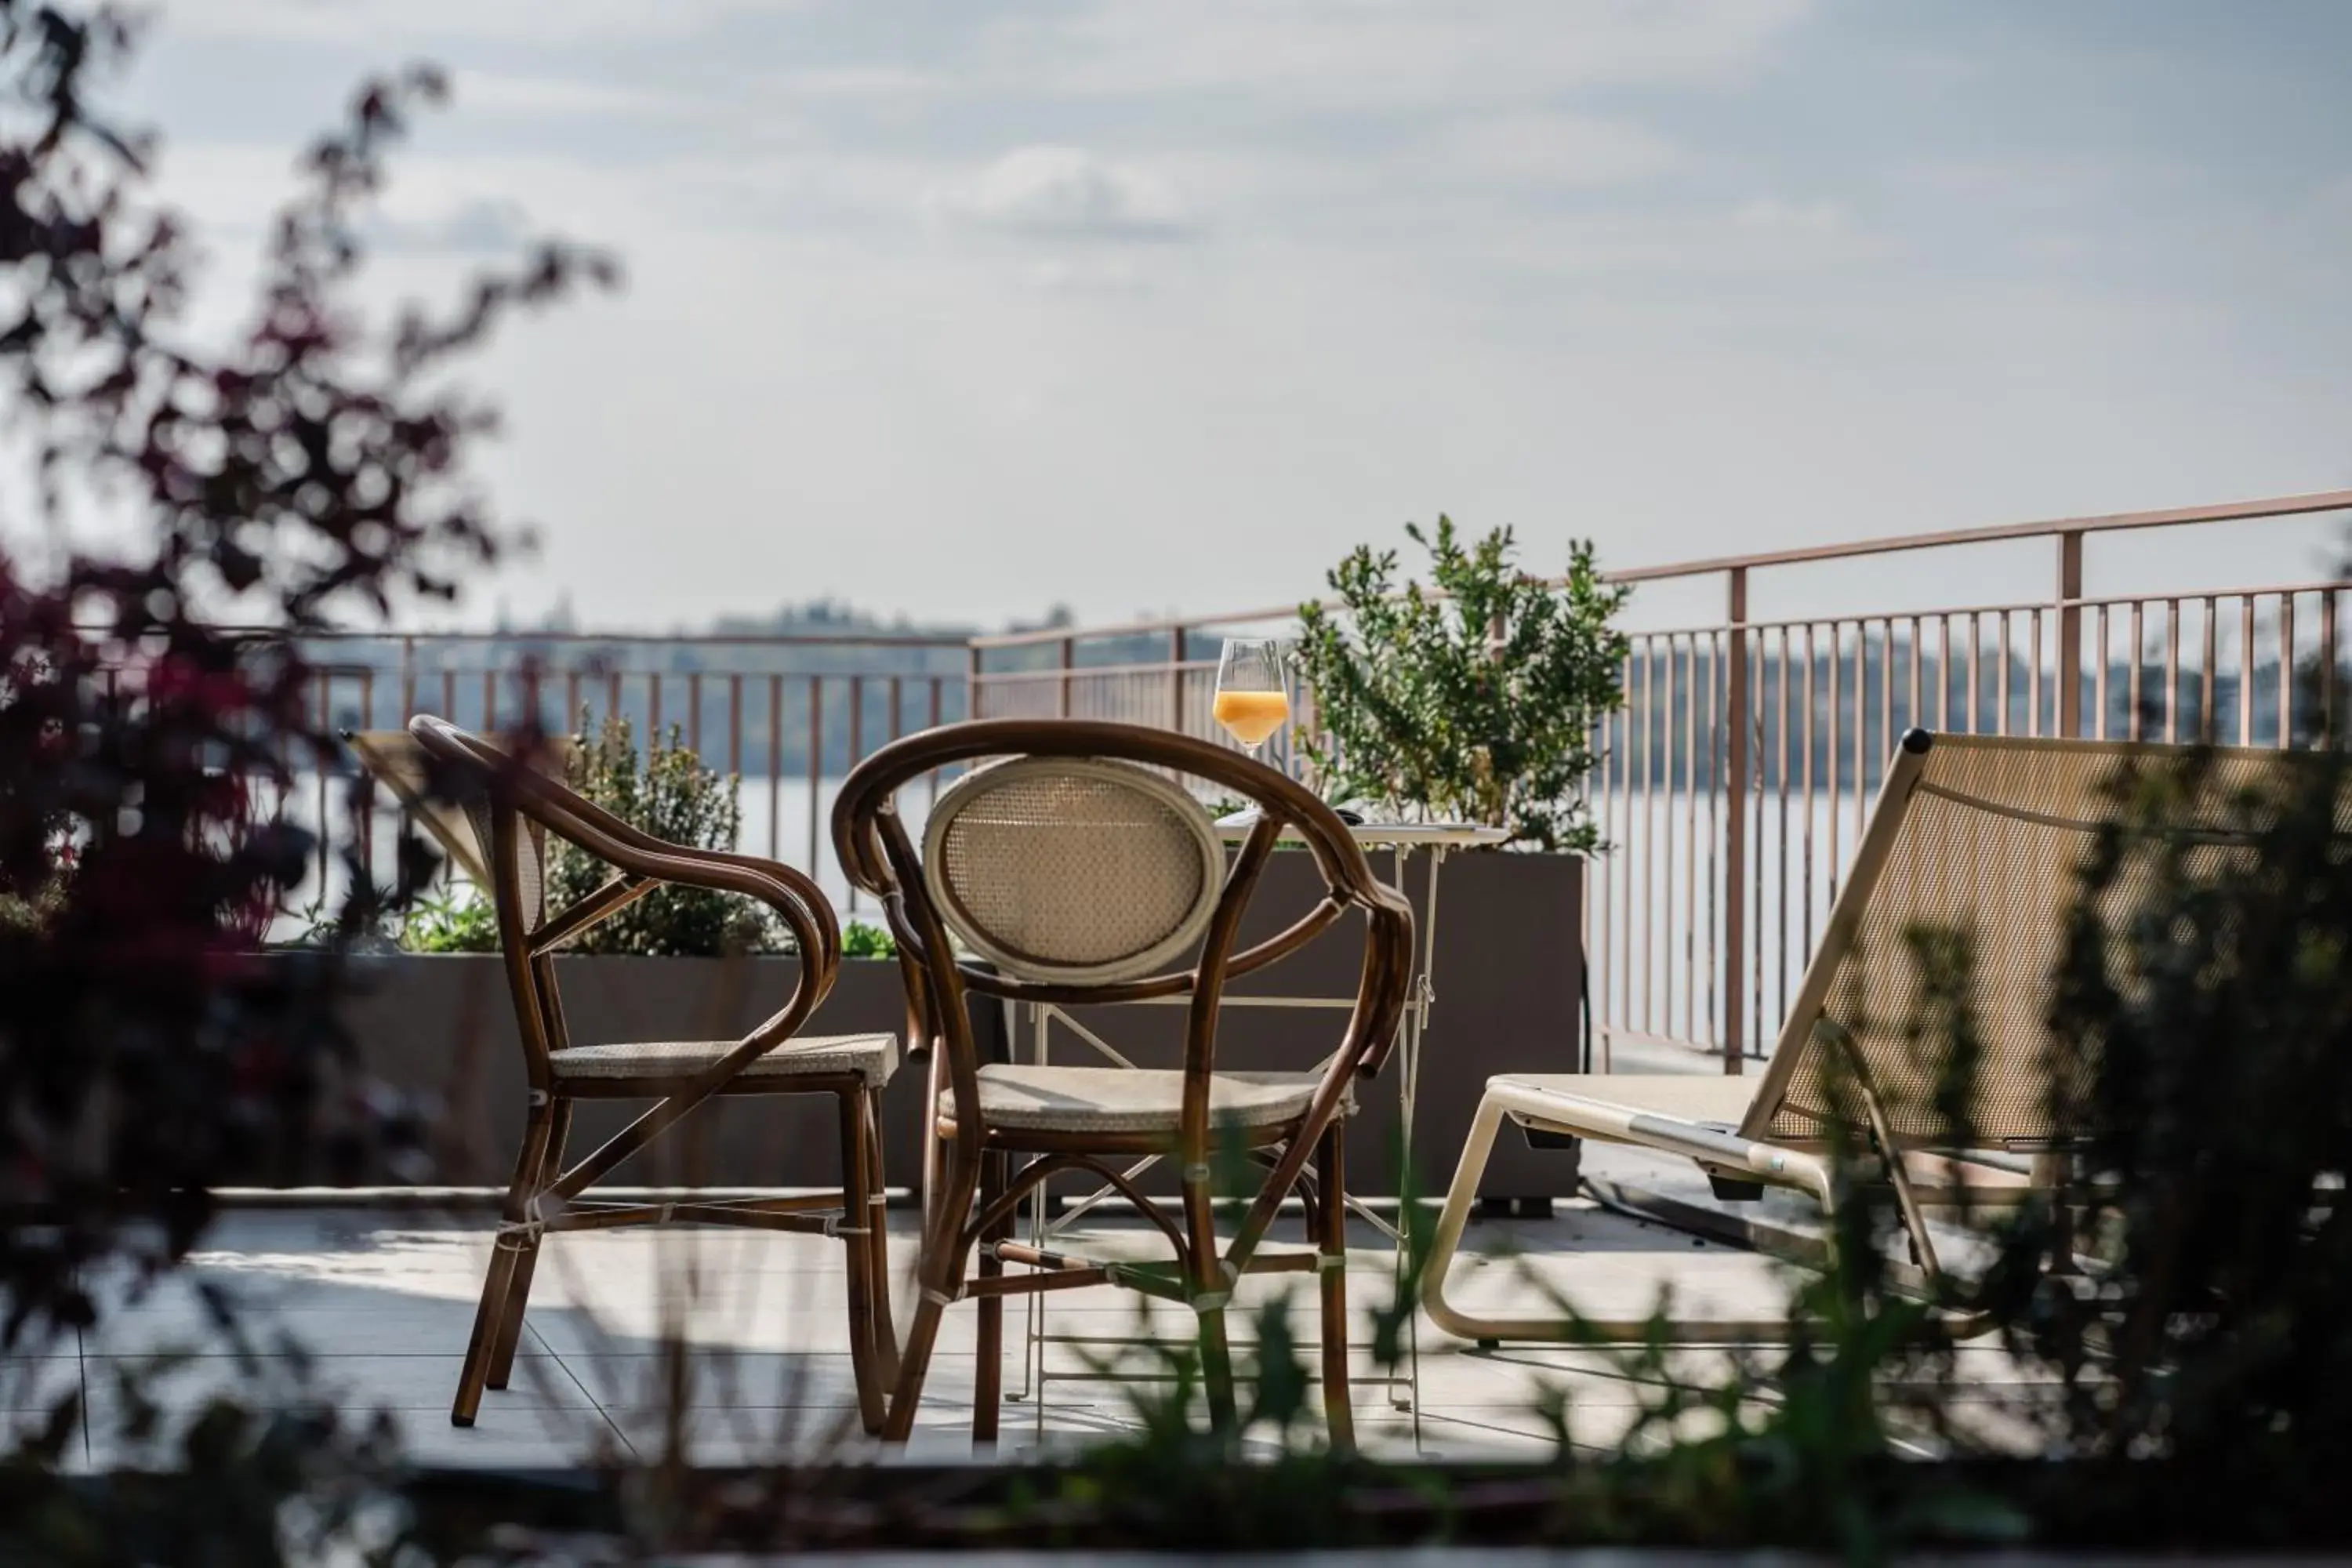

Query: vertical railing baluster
[
  {"left": 2201, "top": 596, "right": 2219, "bottom": 742},
  {"left": 1646, "top": 639, "right": 1665, "bottom": 1044},
  {"left": 1705, "top": 626, "right": 1722, "bottom": 1051},
  {"left": 1826, "top": 620, "right": 1842, "bottom": 897},
  {"left": 1617, "top": 648, "right": 1632, "bottom": 1041},
  {"left": 2095, "top": 605, "right": 2110, "bottom": 741},
  {"left": 1850, "top": 622, "right": 1864, "bottom": 866},
  {"left": 768, "top": 675, "right": 783, "bottom": 862},
  {"left": 2326, "top": 590, "right": 2341, "bottom": 746},
  {"left": 1995, "top": 612, "right": 2011, "bottom": 738},
  {"left": 2281, "top": 593, "right": 2296, "bottom": 746},
  {"left": 1939, "top": 614, "right": 1953, "bottom": 731},
  {"left": 1966, "top": 613, "right": 1981, "bottom": 735},
  {"left": 1776, "top": 623, "right": 1791, "bottom": 1033},
  {"left": 2028, "top": 608, "right": 2043, "bottom": 738},
  {"left": 1907, "top": 615, "right": 1923, "bottom": 739},
  {"left": 1801, "top": 622, "right": 1817, "bottom": 967},
  {"left": 929, "top": 676, "right": 946, "bottom": 808},
  {"left": 2240, "top": 597, "right": 2256, "bottom": 747},
  {"left": 1683, "top": 635, "right": 1699, "bottom": 1044},
  {"left": 807, "top": 677, "right": 824, "bottom": 882},
  {"left": 728, "top": 673, "right": 743, "bottom": 778},
  {"left": 2056, "top": 528, "right": 2083, "bottom": 738},
  {"left": 1878, "top": 617, "right": 1893, "bottom": 779},
  {"left": 2129, "top": 601, "right": 2144, "bottom": 741},
  {"left": 2165, "top": 601, "right": 2180, "bottom": 742}
]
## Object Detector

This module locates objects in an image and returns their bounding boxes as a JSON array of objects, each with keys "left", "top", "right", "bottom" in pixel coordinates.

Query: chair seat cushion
[
  {"left": 550, "top": 1033, "right": 897, "bottom": 1086},
  {"left": 950, "top": 1063, "right": 1353, "bottom": 1134}
]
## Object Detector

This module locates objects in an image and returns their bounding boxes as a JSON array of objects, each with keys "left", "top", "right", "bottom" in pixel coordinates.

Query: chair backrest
[
  {"left": 1742, "top": 730, "right": 2297, "bottom": 1152},
  {"left": 921, "top": 756, "right": 1226, "bottom": 985},
  {"left": 347, "top": 729, "right": 575, "bottom": 890},
  {"left": 395, "top": 720, "right": 569, "bottom": 934},
  {"left": 833, "top": 718, "right": 1415, "bottom": 1162}
]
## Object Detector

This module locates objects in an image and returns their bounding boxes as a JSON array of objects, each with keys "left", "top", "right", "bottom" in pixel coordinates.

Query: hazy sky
[{"left": 105, "top": 2, "right": 2352, "bottom": 632}]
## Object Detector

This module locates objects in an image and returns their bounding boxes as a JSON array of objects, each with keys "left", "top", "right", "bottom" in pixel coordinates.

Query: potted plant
[
  {"left": 1249, "top": 519, "right": 1629, "bottom": 1200},
  {"left": 317, "top": 713, "right": 989, "bottom": 1193}
]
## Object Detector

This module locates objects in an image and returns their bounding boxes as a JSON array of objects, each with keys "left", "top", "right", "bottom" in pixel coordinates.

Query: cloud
[
  {"left": 368, "top": 195, "right": 535, "bottom": 255},
  {"left": 984, "top": 0, "right": 1817, "bottom": 110},
  {"left": 1438, "top": 112, "right": 1679, "bottom": 187},
  {"left": 935, "top": 147, "right": 1196, "bottom": 241},
  {"left": 162, "top": 0, "right": 796, "bottom": 42},
  {"left": 456, "top": 71, "right": 681, "bottom": 119},
  {"left": 1025, "top": 256, "right": 1154, "bottom": 295}
]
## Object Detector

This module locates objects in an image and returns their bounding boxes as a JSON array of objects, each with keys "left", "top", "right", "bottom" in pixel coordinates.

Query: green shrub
[
  {"left": 399, "top": 712, "right": 784, "bottom": 956},
  {"left": 397, "top": 887, "right": 501, "bottom": 954},
  {"left": 841, "top": 919, "right": 897, "bottom": 960},
  {"left": 1294, "top": 517, "right": 1630, "bottom": 851}
]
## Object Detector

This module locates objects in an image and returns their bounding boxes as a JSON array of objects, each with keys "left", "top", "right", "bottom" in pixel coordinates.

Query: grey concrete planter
[
  {"left": 1042, "top": 847, "right": 1586, "bottom": 1201},
  {"left": 321, "top": 953, "right": 979, "bottom": 1192},
  {"left": 307, "top": 849, "right": 1579, "bottom": 1200}
]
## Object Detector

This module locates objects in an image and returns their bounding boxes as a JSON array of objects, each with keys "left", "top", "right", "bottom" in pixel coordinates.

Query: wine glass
[{"left": 1213, "top": 637, "right": 1292, "bottom": 759}]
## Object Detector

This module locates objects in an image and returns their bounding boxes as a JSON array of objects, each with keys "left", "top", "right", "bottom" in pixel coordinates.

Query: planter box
[
  {"left": 1040, "top": 848, "right": 1585, "bottom": 1200},
  {"left": 308, "top": 849, "right": 1578, "bottom": 1200},
  {"left": 319, "top": 953, "right": 996, "bottom": 1192}
]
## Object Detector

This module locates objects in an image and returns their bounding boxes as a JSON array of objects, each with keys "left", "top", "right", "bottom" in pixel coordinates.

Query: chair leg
[
  {"left": 839, "top": 1089, "right": 888, "bottom": 1437},
  {"left": 486, "top": 1097, "right": 571, "bottom": 1391},
  {"left": 1179, "top": 1166, "right": 1238, "bottom": 1435},
  {"left": 882, "top": 1149, "right": 980, "bottom": 1443},
  {"left": 452, "top": 1093, "right": 557, "bottom": 1427},
  {"left": 972, "top": 1150, "right": 1008, "bottom": 1445},
  {"left": 1419, "top": 1091, "right": 1510, "bottom": 1347},
  {"left": 862, "top": 1088, "right": 901, "bottom": 1387},
  {"left": 1315, "top": 1123, "right": 1355, "bottom": 1450},
  {"left": 1197, "top": 1306, "right": 1240, "bottom": 1433}
]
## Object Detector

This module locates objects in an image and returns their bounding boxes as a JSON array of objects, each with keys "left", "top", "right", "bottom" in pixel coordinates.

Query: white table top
[{"left": 1213, "top": 812, "right": 1512, "bottom": 848}]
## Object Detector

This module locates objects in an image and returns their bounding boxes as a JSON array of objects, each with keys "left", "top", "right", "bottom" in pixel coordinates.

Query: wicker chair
[
  {"left": 832, "top": 718, "right": 1415, "bottom": 1446},
  {"left": 407, "top": 716, "right": 900, "bottom": 1432}
]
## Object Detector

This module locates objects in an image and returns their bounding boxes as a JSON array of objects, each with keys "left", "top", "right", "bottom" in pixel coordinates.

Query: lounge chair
[{"left": 1422, "top": 728, "right": 2276, "bottom": 1345}]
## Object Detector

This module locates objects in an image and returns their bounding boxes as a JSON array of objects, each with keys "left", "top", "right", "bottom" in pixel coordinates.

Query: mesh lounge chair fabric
[{"left": 550, "top": 1033, "right": 898, "bottom": 1085}]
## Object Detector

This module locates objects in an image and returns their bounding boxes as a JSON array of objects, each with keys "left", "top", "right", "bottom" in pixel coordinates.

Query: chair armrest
[{"left": 503, "top": 763, "right": 840, "bottom": 982}]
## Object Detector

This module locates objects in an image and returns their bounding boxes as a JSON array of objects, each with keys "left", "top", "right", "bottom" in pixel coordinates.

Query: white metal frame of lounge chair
[{"left": 1421, "top": 727, "right": 2290, "bottom": 1346}]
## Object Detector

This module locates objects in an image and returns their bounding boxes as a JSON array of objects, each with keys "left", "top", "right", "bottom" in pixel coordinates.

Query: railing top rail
[
  {"left": 969, "top": 488, "right": 2352, "bottom": 654},
  {"left": 1602, "top": 488, "right": 2352, "bottom": 584},
  {"left": 305, "top": 629, "right": 971, "bottom": 649}
]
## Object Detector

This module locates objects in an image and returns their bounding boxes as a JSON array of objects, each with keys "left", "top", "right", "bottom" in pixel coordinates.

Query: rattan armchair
[
  {"left": 407, "top": 716, "right": 900, "bottom": 1432},
  {"left": 833, "top": 718, "right": 1415, "bottom": 1446}
]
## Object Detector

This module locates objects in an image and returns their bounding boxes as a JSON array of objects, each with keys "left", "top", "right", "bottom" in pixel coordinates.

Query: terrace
[{"left": 21, "top": 491, "right": 2334, "bottom": 1475}]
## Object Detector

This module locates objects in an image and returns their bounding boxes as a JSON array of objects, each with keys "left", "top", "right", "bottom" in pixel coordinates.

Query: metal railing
[
  {"left": 968, "top": 489, "right": 2352, "bottom": 1070},
  {"left": 295, "top": 630, "right": 970, "bottom": 913}
]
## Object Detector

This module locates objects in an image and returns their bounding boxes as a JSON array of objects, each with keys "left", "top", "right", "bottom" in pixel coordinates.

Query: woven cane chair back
[
  {"left": 921, "top": 756, "right": 1225, "bottom": 985},
  {"left": 1755, "top": 732, "right": 2310, "bottom": 1150},
  {"left": 401, "top": 720, "right": 567, "bottom": 934},
  {"left": 461, "top": 797, "right": 547, "bottom": 932}
]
